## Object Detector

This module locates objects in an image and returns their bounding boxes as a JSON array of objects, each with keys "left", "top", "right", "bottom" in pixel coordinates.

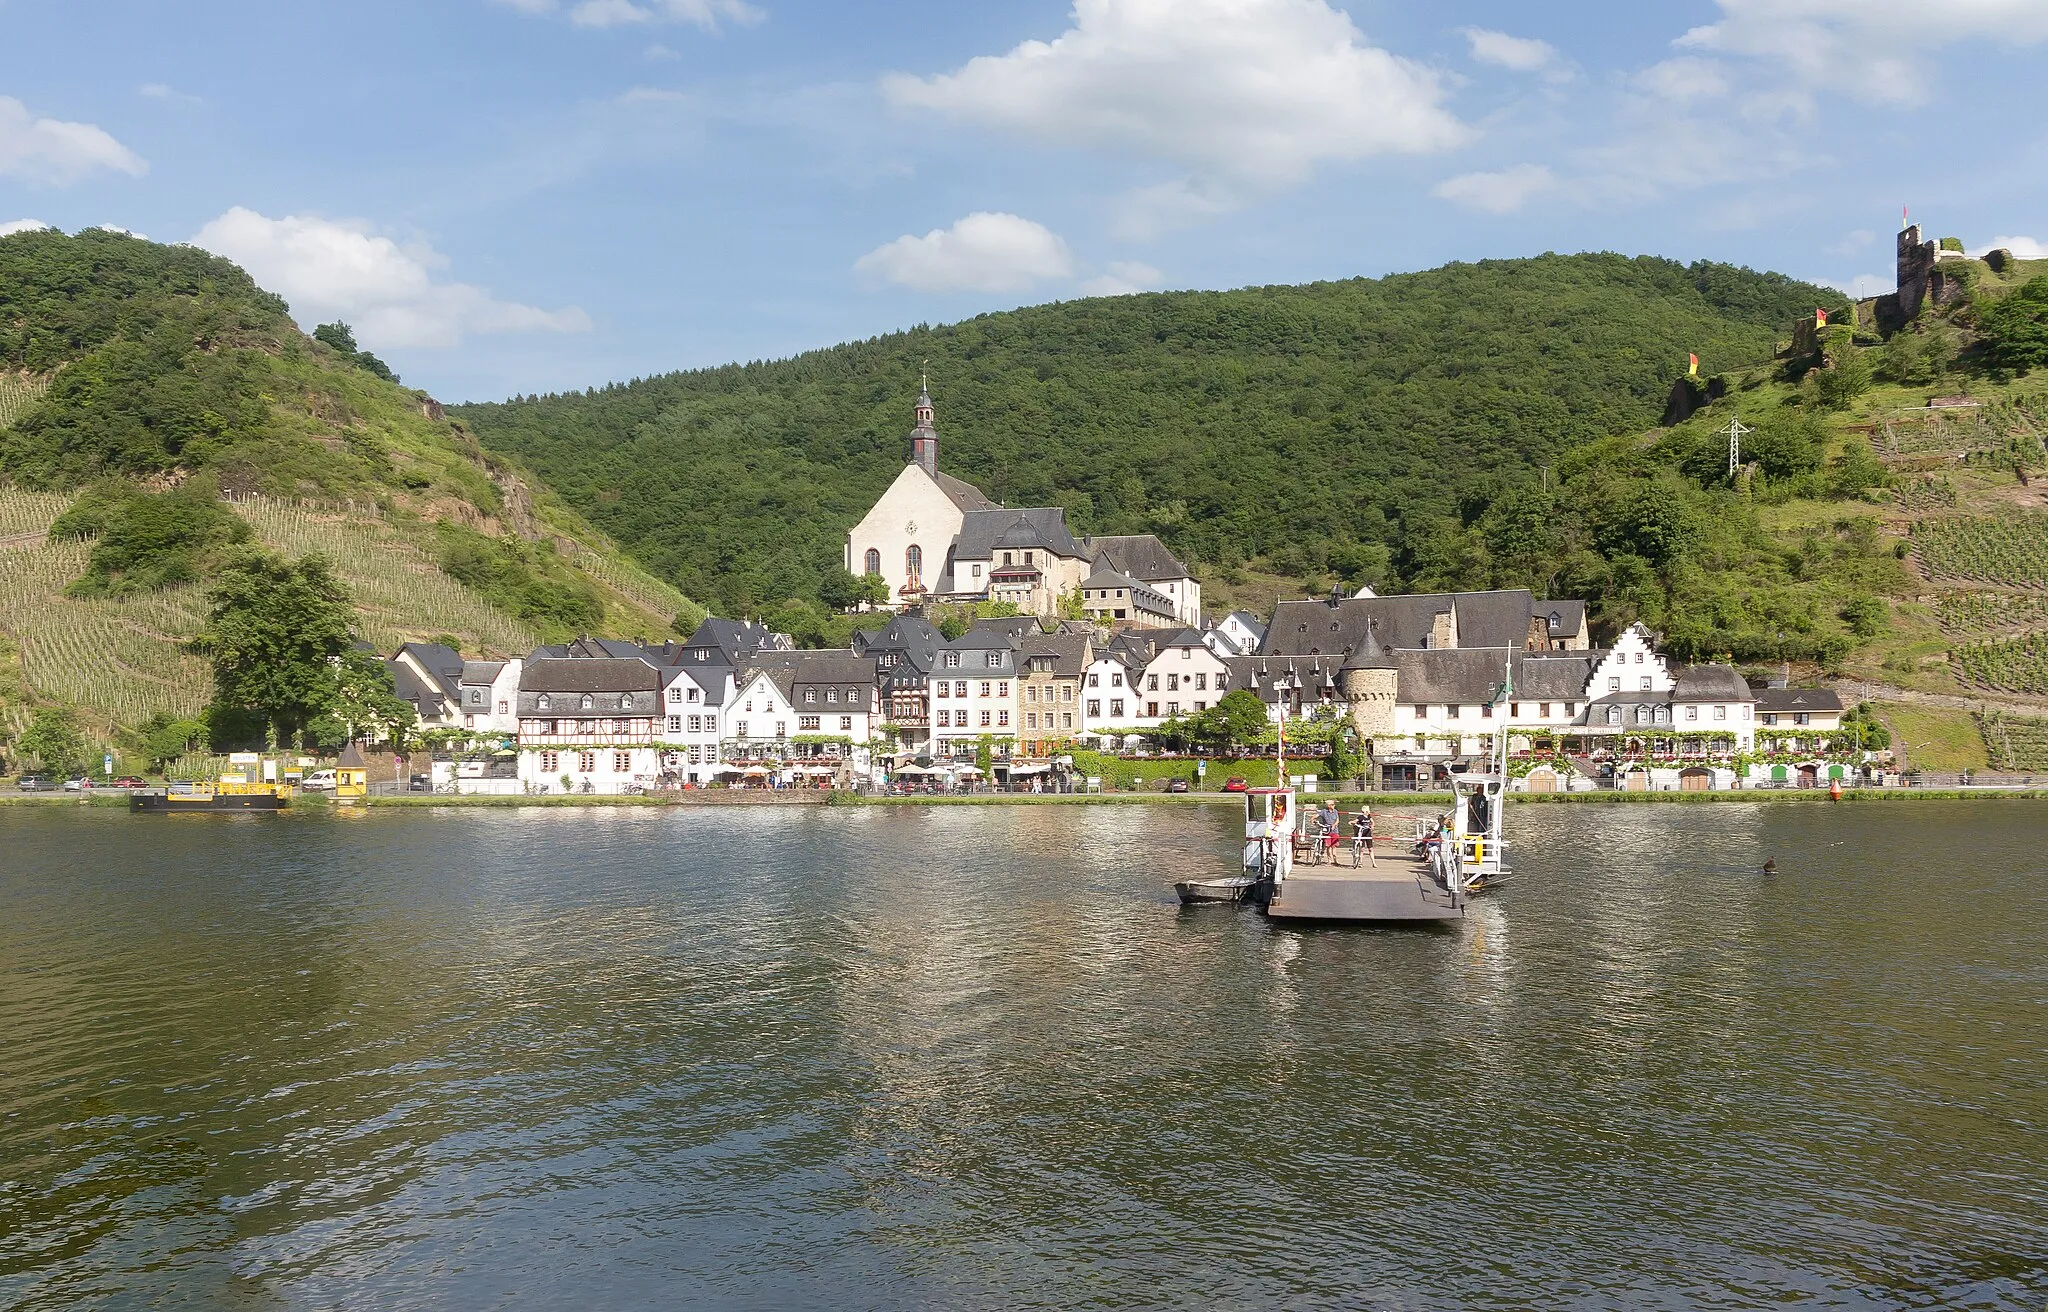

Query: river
[{"left": 0, "top": 801, "right": 2041, "bottom": 1309}]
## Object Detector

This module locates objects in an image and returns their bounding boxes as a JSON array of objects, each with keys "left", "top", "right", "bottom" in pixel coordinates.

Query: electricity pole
[{"left": 1726, "top": 416, "right": 1753, "bottom": 480}]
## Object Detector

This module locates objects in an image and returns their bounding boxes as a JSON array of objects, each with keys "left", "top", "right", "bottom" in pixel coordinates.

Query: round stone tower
[{"left": 1340, "top": 618, "right": 1398, "bottom": 753}]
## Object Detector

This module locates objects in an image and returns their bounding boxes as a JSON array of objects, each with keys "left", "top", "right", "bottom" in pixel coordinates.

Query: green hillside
[
  {"left": 458, "top": 253, "right": 1855, "bottom": 644},
  {"left": 0, "top": 227, "right": 702, "bottom": 747}
]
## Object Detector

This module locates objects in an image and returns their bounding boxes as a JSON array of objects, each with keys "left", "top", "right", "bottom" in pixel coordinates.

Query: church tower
[{"left": 909, "top": 378, "right": 937, "bottom": 476}]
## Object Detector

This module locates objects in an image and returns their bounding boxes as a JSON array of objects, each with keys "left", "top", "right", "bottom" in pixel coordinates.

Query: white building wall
[{"left": 844, "top": 466, "right": 968, "bottom": 605}]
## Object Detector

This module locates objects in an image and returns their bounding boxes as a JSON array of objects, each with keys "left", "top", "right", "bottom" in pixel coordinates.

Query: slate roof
[
  {"left": 1673, "top": 666, "right": 1756, "bottom": 702},
  {"left": 1222, "top": 654, "right": 1346, "bottom": 702},
  {"left": 1018, "top": 631, "right": 1092, "bottom": 678},
  {"left": 1264, "top": 590, "right": 1544, "bottom": 657},
  {"left": 935, "top": 471, "right": 996, "bottom": 513},
  {"left": 1754, "top": 687, "right": 1843, "bottom": 713},
  {"left": 1081, "top": 534, "right": 1191, "bottom": 582},
  {"left": 461, "top": 660, "right": 506, "bottom": 686},
  {"left": 388, "top": 663, "right": 447, "bottom": 716},
  {"left": 744, "top": 650, "right": 877, "bottom": 711},
  {"left": 1391, "top": 648, "right": 1520, "bottom": 706},
  {"left": 855, "top": 613, "right": 941, "bottom": 673},
  {"left": 680, "top": 617, "right": 788, "bottom": 665},
  {"left": 520, "top": 657, "right": 660, "bottom": 695},
  {"left": 1541, "top": 601, "right": 1588, "bottom": 638},
  {"left": 955, "top": 508, "right": 1083, "bottom": 560},
  {"left": 398, "top": 642, "right": 465, "bottom": 699},
  {"left": 1515, "top": 653, "right": 1602, "bottom": 700}
]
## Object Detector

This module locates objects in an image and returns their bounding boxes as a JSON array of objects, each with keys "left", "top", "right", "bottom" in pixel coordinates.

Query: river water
[{"left": 0, "top": 801, "right": 2041, "bottom": 1310}]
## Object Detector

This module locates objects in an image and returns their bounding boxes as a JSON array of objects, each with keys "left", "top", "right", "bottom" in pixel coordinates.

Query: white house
[
  {"left": 930, "top": 627, "right": 1019, "bottom": 758},
  {"left": 456, "top": 658, "right": 523, "bottom": 736},
  {"left": 515, "top": 657, "right": 665, "bottom": 794},
  {"left": 655, "top": 664, "right": 730, "bottom": 785},
  {"left": 1204, "top": 611, "right": 1267, "bottom": 657}
]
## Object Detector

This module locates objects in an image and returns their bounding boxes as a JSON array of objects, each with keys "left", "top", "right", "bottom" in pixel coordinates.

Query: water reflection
[{"left": 0, "top": 802, "right": 2042, "bottom": 1309}]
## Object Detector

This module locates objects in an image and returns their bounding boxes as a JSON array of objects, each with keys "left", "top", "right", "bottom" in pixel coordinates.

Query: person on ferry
[
  {"left": 1316, "top": 799, "right": 1342, "bottom": 856},
  {"left": 1351, "top": 807, "right": 1375, "bottom": 867}
]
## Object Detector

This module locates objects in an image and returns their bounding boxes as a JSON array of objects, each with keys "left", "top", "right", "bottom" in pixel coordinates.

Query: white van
[{"left": 301, "top": 769, "right": 339, "bottom": 791}]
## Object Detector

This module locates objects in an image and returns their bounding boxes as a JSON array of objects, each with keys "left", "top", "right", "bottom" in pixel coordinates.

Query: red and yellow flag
[
  {"left": 1815, "top": 307, "right": 1829, "bottom": 328},
  {"left": 1688, "top": 352, "right": 1700, "bottom": 377}
]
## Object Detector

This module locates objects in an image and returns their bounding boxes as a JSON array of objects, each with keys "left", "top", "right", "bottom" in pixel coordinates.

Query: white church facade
[{"left": 845, "top": 385, "right": 1202, "bottom": 624}]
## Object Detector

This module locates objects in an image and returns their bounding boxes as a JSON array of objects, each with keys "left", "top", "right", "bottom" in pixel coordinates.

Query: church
[{"left": 844, "top": 385, "right": 1202, "bottom": 626}]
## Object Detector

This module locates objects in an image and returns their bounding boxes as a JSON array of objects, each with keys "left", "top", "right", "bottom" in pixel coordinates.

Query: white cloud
[
  {"left": 1459, "top": 27, "right": 1567, "bottom": 78},
  {"left": 1432, "top": 164, "right": 1554, "bottom": 215},
  {"left": 191, "top": 207, "right": 592, "bottom": 350},
  {"left": 1081, "top": 261, "right": 1163, "bottom": 297},
  {"left": 1979, "top": 235, "right": 2048, "bottom": 260},
  {"left": 1677, "top": 0, "right": 2048, "bottom": 104},
  {"left": 0, "top": 96, "right": 147, "bottom": 186},
  {"left": 884, "top": 0, "right": 1468, "bottom": 219},
  {"left": 1631, "top": 57, "right": 1729, "bottom": 103},
  {"left": 138, "top": 83, "right": 203, "bottom": 105},
  {"left": 0, "top": 219, "right": 51, "bottom": 237},
  {"left": 854, "top": 212, "right": 1074, "bottom": 294},
  {"left": 499, "top": 0, "right": 762, "bottom": 29},
  {"left": 1825, "top": 228, "right": 1876, "bottom": 257}
]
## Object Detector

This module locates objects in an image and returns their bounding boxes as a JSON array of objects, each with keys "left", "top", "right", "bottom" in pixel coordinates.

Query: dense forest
[{"left": 456, "top": 253, "right": 1855, "bottom": 653}]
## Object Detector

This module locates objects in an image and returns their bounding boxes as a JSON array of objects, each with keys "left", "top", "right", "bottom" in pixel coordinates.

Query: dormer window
[
  {"left": 537, "top": 695, "right": 552, "bottom": 711},
  {"left": 580, "top": 694, "right": 595, "bottom": 710}
]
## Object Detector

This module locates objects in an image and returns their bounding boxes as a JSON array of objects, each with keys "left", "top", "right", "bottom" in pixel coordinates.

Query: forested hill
[
  {"left": 455, "top": 254, "right": 1848, "bottom": 616},
  {"left": 0, "top": 228, "right": 697, "bottom": 738}
]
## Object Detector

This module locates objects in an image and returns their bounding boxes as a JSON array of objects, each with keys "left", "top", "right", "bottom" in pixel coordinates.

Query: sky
[{"left": 2, "top": 0, "right": 2045, "bottom": 403}]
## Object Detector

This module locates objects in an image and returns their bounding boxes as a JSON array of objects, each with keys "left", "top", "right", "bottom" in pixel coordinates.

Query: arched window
[
  {"left": 905, "top": 544, "right": 922, "bottom": 583},
  {"left": 864, "top": 548, "right": 881, "bottom": 576},
  {"left": 1605, "top": 706, "right": 1621, "bottom": 725}
]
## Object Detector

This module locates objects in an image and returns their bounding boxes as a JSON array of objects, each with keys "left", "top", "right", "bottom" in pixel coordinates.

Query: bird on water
[{"left": 1762, "top": 858, "right": 1777, "bottom": 875}]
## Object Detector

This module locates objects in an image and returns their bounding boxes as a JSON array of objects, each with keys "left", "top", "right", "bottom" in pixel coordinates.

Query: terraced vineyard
[
  {"left": 0, "top": 372, "right": 49, "bottom": 430},
  {"left": 0, "top": 488, "right": 212, "bottom": 725},
  {"left": 231, "top": 499, "right": 540, "bottom": 657},
  {"left": 1893, "top": 477, "right": 1959, "bottom": 512},
  {"left": 1932, "top": 590, "right": 2048, "bottom": 637},
  {"left": 1950, "top": 632, "right": 2048, "bottom": 696},
  {"left": 1911, "top": 513, "right": 2048, "bottom": 588},
  {"left": 1980, "top": 710, "right": 2048, "bottom": 771}
]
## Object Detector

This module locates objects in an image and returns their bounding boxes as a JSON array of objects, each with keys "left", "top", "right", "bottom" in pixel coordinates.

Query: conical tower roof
[{"left": 1341, "top": 618, "right": 1395, "bottom": 671}]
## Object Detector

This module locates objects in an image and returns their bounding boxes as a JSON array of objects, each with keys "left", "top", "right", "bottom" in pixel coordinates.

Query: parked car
[
  {"left": 1165, "top": 778, "right": 1192, "bottom": 794},
  {"left": 409, "top": 774, "right": 432, "bottom": 792},
  {"left": 63, "top": 776, "right": 95, "bottom": 792},
  {"left": 16, "top": 774, "right": 56, "bottom": 791},
  {"left": 301, "top": 769, "right": 338, "bottom": 792},
  {"left": 112, "top": 775, "right": 145, "bottom": 789},
  {"left": 1221, "top": 777, "right": 1249, "bottom": 793}
]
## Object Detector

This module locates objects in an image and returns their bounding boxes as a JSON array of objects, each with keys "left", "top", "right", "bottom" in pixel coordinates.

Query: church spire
[{"left": 910, "top": 367, "right": 937, "bottom": 475}]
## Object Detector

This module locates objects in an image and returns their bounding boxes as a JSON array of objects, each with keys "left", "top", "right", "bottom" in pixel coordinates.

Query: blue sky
[{"left": 3, "top": 0, "right": 2044, "bottom": 402}]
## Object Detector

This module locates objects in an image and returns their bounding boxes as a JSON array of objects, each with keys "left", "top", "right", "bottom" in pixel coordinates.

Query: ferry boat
[
  {"left": 132, "top": 756, "right": 294, "bottom": 812},
  {"left": 1177, "top": 657, "right": 1514, "bottom": 922}
]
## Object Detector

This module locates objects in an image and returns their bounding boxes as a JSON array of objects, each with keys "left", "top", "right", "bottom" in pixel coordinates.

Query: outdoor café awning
[
  {"left": 1008, "top": 763, "right": 1050, "bottom": 775},
  {"left": 894, "top": 764, "right": 933, "bottom": 776}
]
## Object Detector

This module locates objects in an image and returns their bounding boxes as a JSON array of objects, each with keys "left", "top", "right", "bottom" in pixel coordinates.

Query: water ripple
[{"left": 0, "top": 802, "right": 2042, "bottom": 1309}]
